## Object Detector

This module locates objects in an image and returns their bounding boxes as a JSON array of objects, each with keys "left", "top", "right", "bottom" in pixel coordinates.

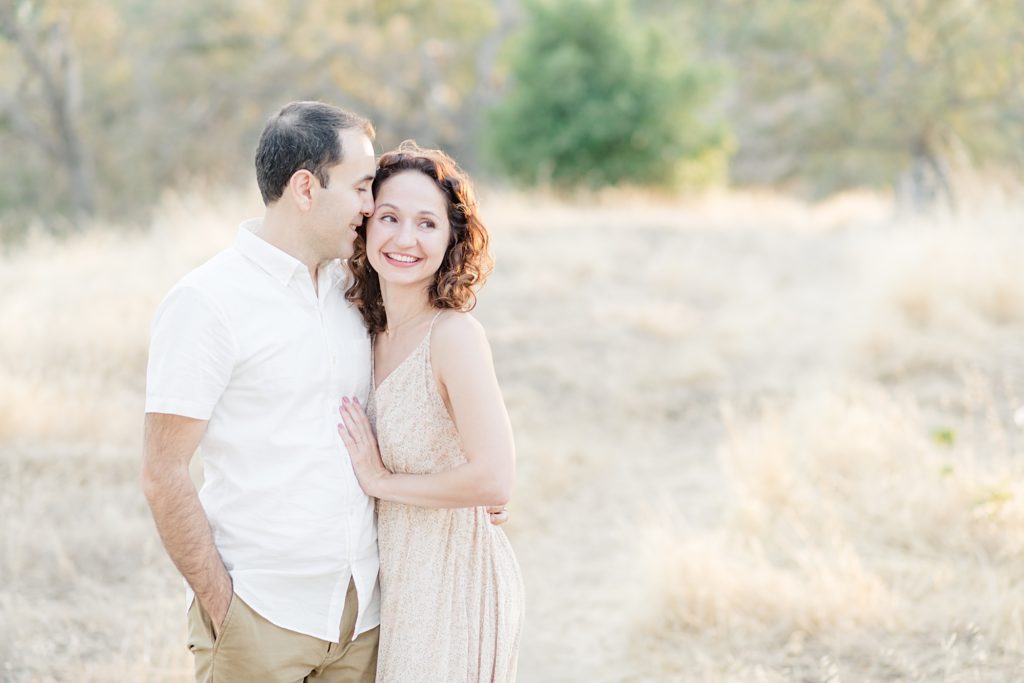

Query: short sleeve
[{"left": 145, "top": 285, "right": 237, "bottom": 420}]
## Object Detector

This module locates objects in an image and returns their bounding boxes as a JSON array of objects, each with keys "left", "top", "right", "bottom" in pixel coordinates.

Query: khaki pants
[{"left": 187, "top": 580, "right": 378, "bottom": 683}]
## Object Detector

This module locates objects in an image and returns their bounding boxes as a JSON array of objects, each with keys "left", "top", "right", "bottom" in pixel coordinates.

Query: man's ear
[{"left": 288, "top": 170, "right": 316, "bottom": 212}]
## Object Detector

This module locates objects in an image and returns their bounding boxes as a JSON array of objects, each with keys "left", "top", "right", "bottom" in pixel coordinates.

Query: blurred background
[{"left": 2, "top": 0, "right": 1023, "bottom": 681}]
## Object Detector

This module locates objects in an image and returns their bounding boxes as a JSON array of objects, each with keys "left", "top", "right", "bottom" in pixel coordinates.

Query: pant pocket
[
  {"left": 187, "top": 597, "right": 214, "bottom": 653},
  {"left": 208, "top": 594, "right": 278, "bottom": 682},
  {"left": 187, "top": 597, "right": 216, "bottom": 683},
  {"left": 211, "top": 593, "right": 239, "bottom": 653}
]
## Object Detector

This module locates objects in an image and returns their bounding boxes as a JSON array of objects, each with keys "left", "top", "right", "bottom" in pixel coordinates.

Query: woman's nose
[{"left": 394, "top": 221, "right": 417, "bottom": 246}]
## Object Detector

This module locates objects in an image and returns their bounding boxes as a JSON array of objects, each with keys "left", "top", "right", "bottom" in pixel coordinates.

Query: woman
[{"left": 338, "top": 141, "right": 524, "bottom": 682}]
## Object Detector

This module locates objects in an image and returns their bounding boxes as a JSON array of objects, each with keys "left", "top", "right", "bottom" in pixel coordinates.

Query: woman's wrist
[{"left": 367, "top": 467, "right": 391, "bottom": 499}]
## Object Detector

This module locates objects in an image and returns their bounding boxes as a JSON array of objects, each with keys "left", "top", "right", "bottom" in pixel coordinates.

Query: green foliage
[
  {"left": 484, "top": 0, "right": 730, "bottom": 190},
  {"left": 932, "top": 428, "right": 956, "bottom": 447},
  {"left": 694, "top": 0, "right": 1024, "bottom": 205}
]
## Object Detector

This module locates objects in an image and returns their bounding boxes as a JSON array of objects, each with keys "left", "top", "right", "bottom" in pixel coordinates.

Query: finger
[
  {"left": 346, "top": 397, "right": 375, "bottom": 444},
  {"left": 337, "top": 423, "right": 356, "bottom": 449},
  {"left": 337, "top": 418, "right": 356, "bottom": 443},
  {"left": 347, "top": 396, "right": 370, "bottom": 427},
  {"left": 339, "top": 417, "right": 359, "bottom": 447},
  {"left": 488, "top": 510, "right": 509, "bottom": 526},
  {"left": 337, "top": 406, "right": 363, "bottom": 444},
  {"left": 339, "top": 403, "right": 362, "bottom": 437},
  {"left": 339, "top": 401, "right": 361, "bottom": 444}
]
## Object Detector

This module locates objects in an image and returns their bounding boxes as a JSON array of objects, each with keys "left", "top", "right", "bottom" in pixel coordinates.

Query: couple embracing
[{"left": 142, "top": 101, "right": 524, "bottom": 683}]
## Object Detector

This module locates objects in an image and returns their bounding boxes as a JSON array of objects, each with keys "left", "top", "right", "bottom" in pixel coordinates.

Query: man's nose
[{"left": 361, "top": 194, "right": 374, "bottom": 217}]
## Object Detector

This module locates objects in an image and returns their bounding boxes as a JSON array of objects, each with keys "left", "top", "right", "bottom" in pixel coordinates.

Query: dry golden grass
[{"left": 2, "top": 188, "right": 1022, "bottom": 682}]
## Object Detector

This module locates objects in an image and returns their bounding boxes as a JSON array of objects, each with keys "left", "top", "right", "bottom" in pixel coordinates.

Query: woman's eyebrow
[{"left": 377, "top": 202, "right": 441, "bottom": 219}]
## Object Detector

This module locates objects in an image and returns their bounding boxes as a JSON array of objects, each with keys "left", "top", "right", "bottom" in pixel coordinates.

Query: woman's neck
[{"left": 380, "top": 281, "right": 435, "bottom": 338}]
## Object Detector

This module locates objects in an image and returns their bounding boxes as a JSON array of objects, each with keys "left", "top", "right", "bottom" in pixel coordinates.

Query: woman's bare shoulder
[{"left": 431, "top": 311, "right": 491, "bottom": 369}]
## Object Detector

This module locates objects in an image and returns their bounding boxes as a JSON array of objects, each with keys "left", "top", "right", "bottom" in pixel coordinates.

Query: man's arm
[{"left": 141, "top": 412, "right": 232, "bottom": 634}]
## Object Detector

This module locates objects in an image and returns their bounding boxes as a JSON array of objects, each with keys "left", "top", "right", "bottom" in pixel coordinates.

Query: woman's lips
[{"left": 383, "top": 252, "right": 423, "bottom": 268}]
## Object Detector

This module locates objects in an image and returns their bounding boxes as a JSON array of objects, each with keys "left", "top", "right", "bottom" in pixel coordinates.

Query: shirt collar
[
  {"left": 235, "top": 219, "right": 347, "bottom": 289},
  {"left": 235, "top": 219, "right": 305, "bottom": 286}
]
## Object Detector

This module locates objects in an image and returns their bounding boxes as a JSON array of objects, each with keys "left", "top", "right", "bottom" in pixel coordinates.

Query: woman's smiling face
[{"left": 365, "top": 170, "right": 452, "bottom": 287}]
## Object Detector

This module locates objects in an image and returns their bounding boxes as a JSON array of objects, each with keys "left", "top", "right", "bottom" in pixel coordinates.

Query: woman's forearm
[{"left": 372, "top": 458, "right": 512, "bottom": 508}]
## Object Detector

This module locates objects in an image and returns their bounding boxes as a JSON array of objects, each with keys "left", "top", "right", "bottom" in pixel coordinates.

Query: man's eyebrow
[{"left": 356, "top": 175, "right": 374, "bottom": 185}]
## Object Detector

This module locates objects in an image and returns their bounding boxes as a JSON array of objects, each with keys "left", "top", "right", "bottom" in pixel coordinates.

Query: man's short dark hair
[{"left": 255, "top": 101, "right": 375, "bottom": 205}]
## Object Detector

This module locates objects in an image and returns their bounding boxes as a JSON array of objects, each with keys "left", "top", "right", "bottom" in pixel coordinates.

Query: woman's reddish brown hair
[{"left": 345, "top": 140, "right": 493, "bottom": 334}]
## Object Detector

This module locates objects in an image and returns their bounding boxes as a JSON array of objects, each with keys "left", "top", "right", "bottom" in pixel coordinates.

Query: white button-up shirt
[{"left": 145, "top": 219, "right": 379, "bottom": 642}]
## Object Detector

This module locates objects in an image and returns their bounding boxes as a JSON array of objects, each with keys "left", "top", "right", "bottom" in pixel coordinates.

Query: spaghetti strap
[
  {"left": 426, "top": 310, "right": 443, "bottom": 337},
  {"left": 373, "top": 311, "right": 446, "bottom": 393},
  {"left": 421, "top": 311, "right": 444, "bottom": 375}
]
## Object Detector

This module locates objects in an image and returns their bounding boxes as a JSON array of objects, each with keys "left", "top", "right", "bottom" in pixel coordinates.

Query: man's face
[{"left": 309, "top": 129, "right": 376, "bottom": 262}]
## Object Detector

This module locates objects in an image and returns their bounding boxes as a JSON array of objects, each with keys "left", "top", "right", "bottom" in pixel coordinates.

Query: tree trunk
[
  {"left": 897, "top": 138, "right": 954, "bottom": 214},
  {"left": 454, "top": 0, "right": 520, "bottom": 171},
  {"left": 1, "top": 4, "right": 95, "bottom": 225},
  {"left": 50, "top": 20, "right": 95, "bottom": 223}
]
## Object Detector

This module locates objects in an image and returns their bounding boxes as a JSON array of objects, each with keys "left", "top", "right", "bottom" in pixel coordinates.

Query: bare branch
[{"left": 0, "top": 88, "right": 61, "bottom": 158}]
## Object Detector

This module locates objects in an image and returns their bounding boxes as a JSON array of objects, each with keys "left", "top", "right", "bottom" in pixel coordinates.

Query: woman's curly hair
[{"left": 346, "top": 140, "right": 493, "bottom": 334}]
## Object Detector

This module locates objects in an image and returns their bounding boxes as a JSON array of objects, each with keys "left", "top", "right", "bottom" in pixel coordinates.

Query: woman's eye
[
  {"left": 381, "top": 215, "right": 396, "bottom": 223},
  {"left": 420, "top": 221, "right": 435, "bottom": 230}
]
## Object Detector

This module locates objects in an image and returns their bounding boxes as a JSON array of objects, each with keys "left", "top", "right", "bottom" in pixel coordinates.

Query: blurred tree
[
  {"left": 0, "top": 0, "right": 506, "bottom": 235},
  {"left": 354, "top": 0, "right": 510, "bottom": 165},
  {"left": 0, "top": 0, "right": 96, "bottom": 224},
  {"left": 484, "top": 0, "right": 730, "bottom": 190},
  {"left": 697, "top": 0, "right": 1024, "bottom": 209}
]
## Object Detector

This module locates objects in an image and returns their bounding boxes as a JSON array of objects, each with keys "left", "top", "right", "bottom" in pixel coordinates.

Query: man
[{"left": 142, "top": 101, "right": 506, "bottom": 682}]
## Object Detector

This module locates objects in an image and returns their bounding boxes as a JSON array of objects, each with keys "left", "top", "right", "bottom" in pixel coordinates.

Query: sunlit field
[{"left": 2, "top": 189, "right": 1023, "bottom": 682}]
